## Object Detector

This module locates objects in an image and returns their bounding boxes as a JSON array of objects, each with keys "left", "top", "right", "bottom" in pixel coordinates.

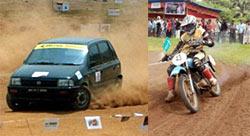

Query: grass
[
  {"left": 148, "top": 37, "right": 179, "bottom": 52},
  {"left": 206, "top": 44, "right": 250, "bottom": 65},
  {"left": 148, "top": 37, "right": 250, "bottom": 65}
]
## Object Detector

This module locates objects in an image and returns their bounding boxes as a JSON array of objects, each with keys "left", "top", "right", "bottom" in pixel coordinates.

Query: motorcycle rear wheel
[
  {"left": 179, "top": 74, "right": 199, "bottom": 113},
  {"left": 209, "top": 82, "right": 221, "bottom": 97}
]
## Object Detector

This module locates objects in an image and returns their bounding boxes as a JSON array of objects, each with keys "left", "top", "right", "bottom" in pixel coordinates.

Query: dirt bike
[{"left": 167, "top": 47, "right": 221, "bottom": 113}]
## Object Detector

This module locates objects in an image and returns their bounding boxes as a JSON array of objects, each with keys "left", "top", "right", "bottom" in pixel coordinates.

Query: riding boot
[
  {"left": 165, "top": 77, "right": 176, "bottom": 102},
  {"left": 202, "top": 68, "right": 217, "bottom": 86}
]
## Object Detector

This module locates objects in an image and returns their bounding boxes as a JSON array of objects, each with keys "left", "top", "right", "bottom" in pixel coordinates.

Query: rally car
[{"left": 7, "top": 37, "right": 122, "bottom": 111}]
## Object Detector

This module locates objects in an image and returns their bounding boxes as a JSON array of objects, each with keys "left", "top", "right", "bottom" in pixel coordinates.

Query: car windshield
[{"left": 25, "top": 44, "right": 88, "bottom": 65}]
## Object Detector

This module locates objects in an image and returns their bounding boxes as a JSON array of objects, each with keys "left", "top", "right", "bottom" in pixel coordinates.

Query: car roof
[{"left": 39, "top": 37, "right": 107, "bottom": 46}]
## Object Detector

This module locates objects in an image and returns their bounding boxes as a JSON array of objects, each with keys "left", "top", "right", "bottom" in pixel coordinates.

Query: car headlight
[
  {"left": 11, "top": 78, "right": 21, "bottom": 86},
  {"left": 58, "top": 79, "right": 74, "bottom": 87}
]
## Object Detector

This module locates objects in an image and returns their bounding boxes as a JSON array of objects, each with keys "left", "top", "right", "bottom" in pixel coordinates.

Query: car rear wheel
[
  {"left": 6, "top": 94, "right": 28, "bottom": 111},
  {"left": 72, "top": 87, "right": 91, "bottom": 110}
]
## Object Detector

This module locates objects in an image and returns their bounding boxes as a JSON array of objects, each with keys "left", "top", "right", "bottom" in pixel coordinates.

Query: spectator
[
  {"left": 229, "top": 21, "right": 237, "bottom": 43},
  {"left": 152, "top": 18, "right": 157, "bottom": 37},
  {"left": 156, "top": 16, "right": 163, "bottom": 37},
  {"left": 214, "top": 19, "right": 221, "bottom": 42},
  {"left": 175, "top": 18, "right": 181, "bottom": 39},
  {"left": 201, "top": 18, "right": 207, "bottom": 30},
  {"left": 244, "top": 21, "right": 250, "bottom": 44},
  {"left": 206, "top": 19, "right": 213, "bottom": 37},
  {"left": 237, "top": 20, "right": 247, "bottom": 44},
  {"left": 161, "top": 19, "right": 167, "bottom": 37},
  {"left": 171, "top": 18, "right": 176, "bottom": 37},
  {"left": 220, "top": 19, "right": 228, "bottom": 43},
  {"left": 166, "top": 19, "right": 172, "bottom": 38}
]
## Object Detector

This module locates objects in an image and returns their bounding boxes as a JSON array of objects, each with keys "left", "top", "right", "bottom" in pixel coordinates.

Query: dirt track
[{"left": 149, "top": 51, "right": 250, "bottom": 136}]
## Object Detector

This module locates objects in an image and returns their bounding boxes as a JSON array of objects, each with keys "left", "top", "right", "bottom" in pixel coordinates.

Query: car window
[
  {"left": 25, "top": 44, "right": 88, "bottom": 65},
  {"left": 107, "top": 41, "right": 118, "bottom": 59},
  {"left": 97, "top": 41, "right": 114, "bottom": 63},
  {"left": 89, "top": 44, "right": 101, "bottom": 67}
]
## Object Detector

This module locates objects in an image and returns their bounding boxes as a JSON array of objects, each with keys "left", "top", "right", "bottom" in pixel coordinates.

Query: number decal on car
[
  {"left": 75, "top": 71, "right": 83, "bottom": 80},
  {"left": 95, "top": 71, "right": 101, "bottom": 82}
]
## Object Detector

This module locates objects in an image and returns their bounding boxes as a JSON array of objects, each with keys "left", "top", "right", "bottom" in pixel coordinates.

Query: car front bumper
[{"left": 7, "top": 86, "right": 81, "bottom": 102}]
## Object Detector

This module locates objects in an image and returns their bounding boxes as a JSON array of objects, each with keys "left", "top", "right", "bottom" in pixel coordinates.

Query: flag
[{"left": 162, "top": 37, "right": 171, "bottom": 53}]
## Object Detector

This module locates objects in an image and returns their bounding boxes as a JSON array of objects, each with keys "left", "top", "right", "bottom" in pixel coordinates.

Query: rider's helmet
[{"left": 181, "top": 15, "right": 197, "bottom": 35}]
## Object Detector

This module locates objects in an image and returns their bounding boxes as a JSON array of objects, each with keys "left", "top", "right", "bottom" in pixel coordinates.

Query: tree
[{"left": 196, "top": 0, "right": 250, "bottom": 21}]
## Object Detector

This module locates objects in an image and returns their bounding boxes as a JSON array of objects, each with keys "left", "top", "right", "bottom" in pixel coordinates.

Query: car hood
[{"left": 12, "top": 64, "right": 83, "bottom": 79}]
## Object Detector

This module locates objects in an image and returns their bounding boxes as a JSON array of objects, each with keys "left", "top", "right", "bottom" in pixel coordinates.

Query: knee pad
[
  {"left": 193, "top": 58, "right": 201, "bottom": 67},
  {"left": 167, "top": 65, "right": 175, "bottom": 76},
  {"left": 193, "top": 58, "right": 205, "bottom": 72}
]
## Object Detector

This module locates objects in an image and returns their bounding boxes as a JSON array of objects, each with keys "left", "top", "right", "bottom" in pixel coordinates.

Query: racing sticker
[
  {"left": 35, "top": 44, "right": 88, "bottom": 51},
  {"left": 75, "top": 71, "right": 83, "bottom": 80},
  {"left": 95, "top": 71, "right": 101, "bottom": 82},
  {"left": 32, "top": 72, "right": 49, "bottom": 78}
]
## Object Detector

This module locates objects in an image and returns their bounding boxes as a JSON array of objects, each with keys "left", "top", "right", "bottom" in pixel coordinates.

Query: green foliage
[{"left": 194, "top": 0, "right": 250, "bottom": 22}]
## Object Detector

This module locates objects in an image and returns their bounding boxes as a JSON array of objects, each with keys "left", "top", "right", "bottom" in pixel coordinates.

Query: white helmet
[{"left": 181, "top": 15, "right": 197, "bottom": 35}]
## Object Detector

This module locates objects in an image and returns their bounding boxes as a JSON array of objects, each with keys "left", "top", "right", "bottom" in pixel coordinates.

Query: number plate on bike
[{"left": 172, "top": 52, "right": 187, "bottom": 66}]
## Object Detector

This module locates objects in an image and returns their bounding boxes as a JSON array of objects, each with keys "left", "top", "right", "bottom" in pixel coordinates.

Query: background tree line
[{"left": 195, "top": 0, "right": 250, "bottom": 22}]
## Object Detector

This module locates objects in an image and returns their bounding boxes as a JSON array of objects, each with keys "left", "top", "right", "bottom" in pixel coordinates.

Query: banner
[
  {"left": 164, "top": 2, "right": 185, "bottom": 15},
  {"left": 151, "top": 2, "right": 161, "bottom": 9}
]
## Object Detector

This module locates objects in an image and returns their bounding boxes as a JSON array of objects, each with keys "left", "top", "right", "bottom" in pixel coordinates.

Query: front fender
[{"left": 170, "top": 66, "right": 186, "bottom": 76}]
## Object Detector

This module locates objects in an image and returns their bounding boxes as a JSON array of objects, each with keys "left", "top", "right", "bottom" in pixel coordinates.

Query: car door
[
  {"left": 106, "top": 41, "right": 121, "bottom": 79},
  {"left": 97, "top": 41, "right": 118, "bottom": 85},
  {"left": 88, "top": 44, "right": 103, "bottom": 88}
]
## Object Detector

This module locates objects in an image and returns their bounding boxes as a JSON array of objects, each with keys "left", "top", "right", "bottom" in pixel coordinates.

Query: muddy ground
[
  {"left": 0, "top": 0, "right": 147, "bottom": 136},
  {"left": 149, "top": 51, "right": 250, "bottom": 136}
]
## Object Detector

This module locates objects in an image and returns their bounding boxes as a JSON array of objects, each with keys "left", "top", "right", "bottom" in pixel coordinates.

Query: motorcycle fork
[
  {"left": 185, "top": 61, "right": 196, "bottom": 94},
  {"left": 174, "top": 75, "right": 179, "bottom": 92}
]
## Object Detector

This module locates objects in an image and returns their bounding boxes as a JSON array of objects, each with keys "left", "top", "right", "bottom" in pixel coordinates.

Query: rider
[{"left": 162, "top": 15, "right": 217, "bottom": 102}]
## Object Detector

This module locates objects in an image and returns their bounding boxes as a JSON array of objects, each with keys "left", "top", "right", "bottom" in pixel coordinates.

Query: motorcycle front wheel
[{"left": 179, "top": 74, "right": 199, "bottom": 113}]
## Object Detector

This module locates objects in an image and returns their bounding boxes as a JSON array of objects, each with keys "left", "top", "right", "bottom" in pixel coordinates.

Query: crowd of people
[{"left": 148, "top": 16, "right": 250, "bottom": 44}]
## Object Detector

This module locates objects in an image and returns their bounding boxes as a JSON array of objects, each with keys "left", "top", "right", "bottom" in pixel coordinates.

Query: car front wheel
[{"left": 71, "top": 87, "right": 91, "bottom": 110}]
